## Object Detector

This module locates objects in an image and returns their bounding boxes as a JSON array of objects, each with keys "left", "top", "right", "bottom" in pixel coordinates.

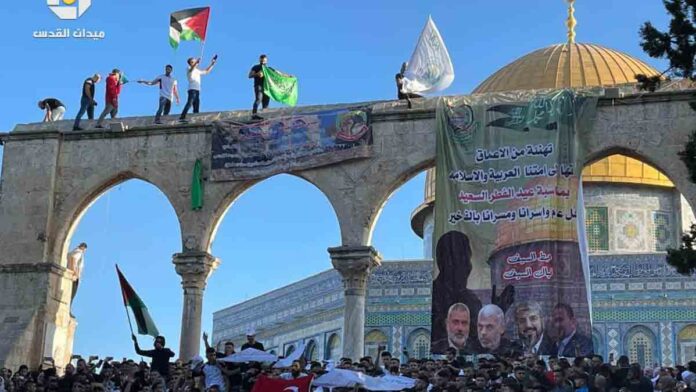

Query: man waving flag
[
  {"left": 116, "top": 265, "right": 160, "bottom": 337},
  {"left": 401, "top": 16, "right": 454, "bottom": 94},
  {"left": 170, "top": 7, "right": 211, "bottom": 49}
]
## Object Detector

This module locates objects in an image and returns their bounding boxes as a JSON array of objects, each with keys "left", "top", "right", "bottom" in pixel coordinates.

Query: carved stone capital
[
  {"left": 329, "top": 246, "right": 381, "bottom": 296},
  {"left": 172, "top": 251, "right": 220, "bottom": 290}
]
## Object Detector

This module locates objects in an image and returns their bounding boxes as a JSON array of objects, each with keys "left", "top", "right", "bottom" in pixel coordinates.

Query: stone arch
[
  {"left": 582, "top": 148, "right": 696, "bottom": 254},
  {"left": 285, "top": 344, "right": 296, "bottom": 357},
  {"left": 53, "top": 170, "right": 184, "bottom": 267},
  {"left": 677, "top": 324, "right": 696, "bottom": 364},
  {"left": 326, "top": 333, "right": 341, "bottom": 361},
  {"left": 624, "top": 325, "right": 657, "bottom": 368},
  {"left": 407, "top": 328, "right": 431, "bottom": 359},
  {"left": 305, "top": 339, "right": 318, "bottom": 362},
  {"left": 592, "top": 328, "right": 604, "bottom": 359},
  {"left": 584, "top": 146, "right": 696, "bottom": 217},
  {"left": 366, "top": 162, "right": 434, "bottom": 247},
  {"left": 204, "top": 173, "right": 342, "bottom": 252}
]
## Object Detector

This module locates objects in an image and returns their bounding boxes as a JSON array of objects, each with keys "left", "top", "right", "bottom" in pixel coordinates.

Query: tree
[
  {"left": 639, "top": 0, "right": 696, "bottom": 276},
  {"left": 637, "top": 0, "right": 696, "bottom": 90},
  {"left": 667, "top": 224, "right": 696, "bottom": 275}
]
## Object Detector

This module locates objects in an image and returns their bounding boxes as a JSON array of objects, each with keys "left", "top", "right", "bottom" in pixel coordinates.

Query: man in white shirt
[
  {"left": 138, "top": 65, "right": 180, "bottom": 124},
  {"left": 179, "top": 55, "right": 217, "bottom": 123},
  {"left": 67, "top": 242, "right": 87, "bottom": 314},
  {"left": 279, "top": 361, "right": 308, "bottom": 380},
  {"left": 197, "top": 348, "right": 234, "bottom": 392}
]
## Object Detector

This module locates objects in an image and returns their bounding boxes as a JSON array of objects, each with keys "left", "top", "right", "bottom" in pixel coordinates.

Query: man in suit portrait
[
  {"left": 432, "top": 302, "right": 480, "bottom": 354},
  {"left": 552, "top": 302, "right": 594, "bottom": 357},
  {"left": 514, "top": 301, "right": 555, "bottom": 355},
  {"left": 477, "top": 304, "right": 521, "bottom": 356}
]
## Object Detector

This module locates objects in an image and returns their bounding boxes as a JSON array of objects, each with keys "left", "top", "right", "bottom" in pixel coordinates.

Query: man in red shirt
[{"left": 96, "top": 69, "right": 122, "bottom": 128}]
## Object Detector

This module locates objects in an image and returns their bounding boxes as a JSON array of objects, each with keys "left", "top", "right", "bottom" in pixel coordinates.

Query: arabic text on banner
[
  {"left": 432, "top": 90, "right": 597, "bottom": 357},
  {"left": 211, "top": 108, "right": 372, "bottom": 181}
]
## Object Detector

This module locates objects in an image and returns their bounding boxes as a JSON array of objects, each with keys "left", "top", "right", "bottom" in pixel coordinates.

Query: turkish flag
[{"left": 251, "top": 375, "right": 313, "bottom": 392}]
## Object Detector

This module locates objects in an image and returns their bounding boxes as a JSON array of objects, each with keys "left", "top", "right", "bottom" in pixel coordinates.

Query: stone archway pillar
[
  {"left": 328, "top": 246, "right": 381, "bottom": 361},
  {"left": 173, "top": 251, "right": 220, "bottom": 361}
]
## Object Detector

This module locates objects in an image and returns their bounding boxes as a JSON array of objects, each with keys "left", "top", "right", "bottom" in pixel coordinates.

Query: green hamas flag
[
  {"left": 262, "top": 65, "right": 298, "bottom": 106},
  {"left": 191, "top": 159, "right": 203, "bottom": 210}
]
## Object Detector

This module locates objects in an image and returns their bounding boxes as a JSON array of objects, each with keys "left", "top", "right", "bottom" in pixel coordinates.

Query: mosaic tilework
[
  {"left": 586, "top": 207, "right": 609, "bottom": 251},
  {"left": 391, "top": 326, "right": 402, "bottom": 357},
  {"left": 661, "top": 322, "right": 673, "bottom": 367},
  {"left": 608, "top": 329, "right": 620, "bottom": 361},
  {"left": 627, "top": 328, "right": 655, "bottom": 368},
  {"left": 615, "top": 209, "right": 647, "bottom": 251},
  {"left": 593, "top": 308, "right": 696, "bottom": 322},
  {"left": 412, "top": 333, "right": 431, "bottom": 359},
  {"left": 366, "top": 312, "right": 431, "bottom": 327},
  {"left": 653, "top": 212, "right": 673, "bottom": 251}
]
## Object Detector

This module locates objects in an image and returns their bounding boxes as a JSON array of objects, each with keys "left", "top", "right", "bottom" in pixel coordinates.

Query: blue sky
[{"left": 0, "top": 0, "right": 669, "bottom": 359}]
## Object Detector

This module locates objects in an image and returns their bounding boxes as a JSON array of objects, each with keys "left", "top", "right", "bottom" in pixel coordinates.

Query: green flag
[
  {"left": 191, "top": 159, "right": 203, "bottom": 210},
  {"left": 262, "top": 65, "right": 298, "bottom": 107}
]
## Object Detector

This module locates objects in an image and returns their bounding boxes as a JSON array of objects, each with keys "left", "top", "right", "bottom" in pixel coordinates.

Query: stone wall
[{"left": 2, "top": 91, "right": 696, "bottom": 368}]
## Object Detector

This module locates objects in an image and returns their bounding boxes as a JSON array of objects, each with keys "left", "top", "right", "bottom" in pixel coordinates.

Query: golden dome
[
  {"left": 472, "top": 43, "right": 660, "bottom": 94},
  {"left": 582, "top": 154, "right": 674, "bottom": 188}
]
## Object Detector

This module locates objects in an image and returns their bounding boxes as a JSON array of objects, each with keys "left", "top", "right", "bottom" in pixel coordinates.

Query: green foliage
[
  {"left": 639, "top": 0, "right": 696, "bottom": 80},
  {"left": 635, "top": 74, "right": 663, "bottom": 92},
  {"left": 640, "top": 1, "right": 696, "bottom": 276},
  {"left": 666, "top": 224, "right": 696, "bottom": 275}
]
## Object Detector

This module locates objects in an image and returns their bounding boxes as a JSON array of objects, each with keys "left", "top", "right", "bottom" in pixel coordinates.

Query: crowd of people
[
  {"left": 2, "top": 329, "right": 695, "bottom": 392},
  {"left": 36, "top": 53, "right": 272, "bottom": 131},
  {"left": 36, "top": 54, "right": 421, "bottom": 130}
]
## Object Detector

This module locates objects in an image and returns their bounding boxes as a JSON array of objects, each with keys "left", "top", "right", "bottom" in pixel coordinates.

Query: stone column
[
  {"left": 173, "top": 251, "right": 220, "bottom": 361},
  {"left": 329, "top": 245, "right": 381, "bottom": 361}
]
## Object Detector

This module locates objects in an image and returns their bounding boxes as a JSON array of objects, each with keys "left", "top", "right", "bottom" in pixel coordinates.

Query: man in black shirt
[
  {"left": 241, "top": 329, "right": 264, "bottom": 351},
  {"left": 248, "top": 54, "right": 270, "bottom": 120},
  {"left": 132, "top": 334, "right": 175, "bottom": 378},
  {"left": 73, "top": 74, "right": 101, "bottom": 131},
  {"left": 38, "top": 98, "right": 66, "bottom": 122}
]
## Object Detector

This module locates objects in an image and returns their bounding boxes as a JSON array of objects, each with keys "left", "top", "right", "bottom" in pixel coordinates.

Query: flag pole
[
  {"left": 117, "top": 264, "right": 137, "bottom": 337},
  {"left": 199, "top": 40, "right": 206, "bottom": 62},
  {"left": 124, "top": 301, "right": 136, "bottom": 336}
]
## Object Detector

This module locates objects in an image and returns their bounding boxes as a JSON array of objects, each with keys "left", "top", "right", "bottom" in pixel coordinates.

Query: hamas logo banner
[
  {"left": 432, "top": 90, "right": 597, "bottom": 357},
  {"left": 210, "top": 108, "right": 372, "bottom": 181}
]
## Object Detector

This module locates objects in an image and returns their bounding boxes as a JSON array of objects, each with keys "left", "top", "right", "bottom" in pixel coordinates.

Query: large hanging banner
[
  {"left": 211, "top": 108, "right": 372, "bottom": 181},
  {"left": 432, "top": 90, "right": 597, "bottom": 358}
]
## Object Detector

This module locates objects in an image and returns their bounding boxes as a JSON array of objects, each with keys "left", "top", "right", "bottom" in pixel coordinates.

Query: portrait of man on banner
[{"left": 431, "top": 90, "right": 598, "bottom": 356}]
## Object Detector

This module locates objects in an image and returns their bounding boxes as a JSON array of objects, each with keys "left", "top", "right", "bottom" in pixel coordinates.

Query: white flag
[
  {"left": 219, "top": 348, "right": 278, "bottom": 363},
  {"left": 273, "top": 341, "right": 305, "bottom": 368},
  {"left": 402, "top": 16, "right": 455, "bottom": 94}
]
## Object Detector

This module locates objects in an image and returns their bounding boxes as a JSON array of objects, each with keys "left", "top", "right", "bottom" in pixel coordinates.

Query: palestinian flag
[
  {"left": 170, "top": 7, "right": 210, "bottom": 49},
  {"left": 116, "top": 265, "right": 160, "bottom": 337}
]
